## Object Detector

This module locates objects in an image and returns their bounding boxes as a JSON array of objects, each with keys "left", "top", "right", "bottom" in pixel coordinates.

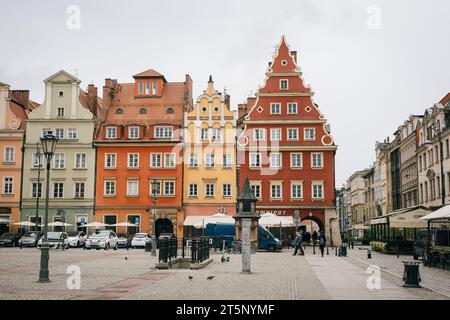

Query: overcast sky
[{"left": 1, "top": 0, "right": 449, "bottom": 186}]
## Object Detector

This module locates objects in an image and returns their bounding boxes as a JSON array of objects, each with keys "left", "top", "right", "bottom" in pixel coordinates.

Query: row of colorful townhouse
[{"left": 0, "top": 36, "right": 338, "bottom": 241}]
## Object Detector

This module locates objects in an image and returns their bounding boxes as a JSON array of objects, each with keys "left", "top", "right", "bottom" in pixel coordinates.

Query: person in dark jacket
[
  {"left": 319, "top": 231, "right": 326, "bottom": 257},
  {"left": 293, "top": 231, "right": 305, "bottom": 256},
  {"left": 312, "top": 231, "right": 318, "bottom": 245}
]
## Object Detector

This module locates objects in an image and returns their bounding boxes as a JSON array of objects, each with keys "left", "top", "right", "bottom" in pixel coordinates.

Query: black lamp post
[
  {"left": 38, "top": 133, "right": 58, "bottom": 283},
  {"left": 34, "top": 143, "right": 42, "bottom": 232},
  {"left": 150, "top": 179, "right": 158, "bottom": 256}
]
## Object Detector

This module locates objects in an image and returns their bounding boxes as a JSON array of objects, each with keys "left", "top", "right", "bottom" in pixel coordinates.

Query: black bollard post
[
  {"left": 367, "top": 248, "right": 372, "bottom": 259},
  {"left": 313, "top": 244, "right": 316, "bottom": 255},
  {"left": 335, "top": 247, "right": 338, "bottom": 256},
  {"left": 327, "top": 246, "right": 329, "bottom": 255}
]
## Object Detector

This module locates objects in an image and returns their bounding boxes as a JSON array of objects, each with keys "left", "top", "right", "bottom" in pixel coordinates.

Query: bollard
[
  {"left": 327, "top": 246, "right": 329, "bottom": 255},
  {"left": 367, "top": 248, "right": 372, "bottom": 259},
  {"left": 402, "top": 261, "right": 421, "bottom": 288},
  {"left": 335, "top": 247, "right": 338, "bottom": 256},
  {"left": 313, "top": 244, "right": 316, "bottom": 255}
]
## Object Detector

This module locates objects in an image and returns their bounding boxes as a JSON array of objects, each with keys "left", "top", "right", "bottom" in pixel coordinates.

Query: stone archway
[
  {"left": 300, "top": 216, "right": 325, "bottom": 232},
  {"left": 155, "top": 218, "right": 174, "bottom": 238}
]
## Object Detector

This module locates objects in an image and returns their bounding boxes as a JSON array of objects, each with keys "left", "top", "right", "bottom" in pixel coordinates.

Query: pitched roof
[
  {"left": 133, "top": 69, "right": 166, "bottom": 82},
  {"left": 439, "top": 92, "right": 450, "bottom": 106},
  {"left": 44, "top": 70, "right": 81, "bottom": 84}
]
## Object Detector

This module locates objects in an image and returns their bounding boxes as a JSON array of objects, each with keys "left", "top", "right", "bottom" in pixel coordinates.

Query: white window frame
[
  {"left": 105, "top": 153, "right": 117, "bottom": 169},
  {"left": 4, "top": 147, "right": 15, "bottom": 163},
  {"left": 222, "top": 184, "right": 232, "bottom": 198},
  {"left": 211, "top": 128, "right": 221, "bottom": 141},
  {"left": 201, "top": 128, "right": 209, "bottom": 140},
  {"left": 205, "top": 153, "right": 215, "bottom": 168},
  {"left": 53, "top": 153, "right": 65, "bottom": 169},
  {"left": 280, "top": 79, "right": 289, "bottom": 90},
  {"left": 205, "top": 183, "right": 215, "bottom": 197},
  {"left": 164, "top": 153, "right": 176, "bottom": 168},
  {"left": 188, "top": 153, "right": 199, "bottom": 168},
  {"left": 106, "top": 127, "right": 117, "bottom": 139},
  {"left": 250, "top": 152, "right": 262, "bottom": 168},
  {"left": 287, "top": 128, "right": 299, "bottom": 141},
  {"left": 152, "top": 81, "right": 157, "bottom": 95},
  {"left": 304, "top": 128, "right": 316, "bottom": 141},
  {"left": 127, "top": 180, "right": 139, "bottom": 197},
  {"left": 270, "top": 103, "right": 281, "bottom": 115},
  {"left": 270, "top": 182, "right": 282, "bottom": 199},
  {"left": 311, "top": 153, "right": 324, "bottom": 169},
  {"left": 53, "top": 182, "right": 64, "bottom": 199},
  {"left": 290, "top": 153, "right": 303, "bottom": 169},
  {"left": 138, "top": 81, "right": 144, "bottom": 95},
  {"left": 188, "top": 184, "right": 198, "bottom": 197},
  {"left": 127, "top": 153, "right": 140, "bottom": 168},
  {"left": 57, "top": 107, "right": 65, "bottom": 117},
  {"left": 55, "top": 128, "right": 64, "bottom": 140},
  {"left": 312, "top": 181, "right": 324, "bottom": 199},
  {"left": 3, "top": 177, "right": 13, "bottom": 195},
  {"left": 32, "top": 152, "right": 43, "bottom": 168},
  {"left": 68, "top": 128, "right": 78, "bottom": 140},
  {"left": 154, "top": 126, "right": 173, "bottom": 139},
  {"left": 149, "top": 180, "right": 162, "bottom": 196},
  {"left": 270, "top": 128, "right": 281, "bottom": 141},
  {"left": 31, "top": 182, "right": 42, "bottom": 198},
  {"left": 128, "top": 127, "right": 140, "bottom": 139},
  {"left": 291, "top": 181, "right": 303, "bottom": 200},
  {"left": 253, "top": 128, "right": 266, "bottom": 141},
  {"left": 151, "top": 153, "right": 162, "bottom": 168},
  {"left": 163, "top": 180, "right": 175, "bottom": 196},
  {"left": 58, "top": 90, "right": 64, "bottom": 97},
  {"left": 250, "top": 182, "right": 262, "bottom": 199},
  {"left": 104, "top": 180, "right": 116, "bottom": 196},
  {"left": 223, "top": 154, "right": 232, "bottom": 168},
  {"left": 287, "top": 102, "right": 298, "bottom": 114},
  {"left": 270, "top": 153, "right": 282, "bottom": 169},
  {"left": 75, "top": 153, "right": 87, "bottom": 169},
  {"left": 74, "top": 182, "right": 86, "bottom": 199}
]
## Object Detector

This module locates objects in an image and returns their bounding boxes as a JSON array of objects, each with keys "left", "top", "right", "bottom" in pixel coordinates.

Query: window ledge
[
  {"left": 73, "top": 168, "right": 87, "bottom": 170},
  {"left": 269, "top": 198, "right": 283, "bottom": 201},
  {"left": 311, "top": 167, "right": 324, "bottom": 170},
  {"left": 126, "top": 195, "right": 140, "bottom": 198},
  {"left": 53, "top": 168, "right": 66, "bottom": 170},
  {"left": 104, "top": 167, "right": 117, "bottom": 170},
  {"left": 1, "top": 194, "right": 14, "bottom": 197},
  {"left": 127, "top": 167, "right": 141, "bottom": 170},
  {"left": 2, "top": 162, "right": 15, "bottom": 165},
  {"left": 290, "top": 167, "right": 303, "bottom": 170},
  {"left": 103, "top": 195, "right": 116, "bottom": 198}
]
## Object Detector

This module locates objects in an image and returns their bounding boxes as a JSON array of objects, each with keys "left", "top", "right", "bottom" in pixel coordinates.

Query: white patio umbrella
[
  {"left": 259, "top": 213, "right": 294, "bottom": 227},
  {"left": 194, "top": 213, "right": 235, "bottom": 228},
  {"left": 111, "top": 222, "right": 138, "bottom": 227},
  {"left": 13, "top": 221, "right": 37, "bottom": 227},
  {"left": 81, "top": 221, "right": 110, "bottom": 228},
  {"left": 43, "top": 221, "right": 73, "bottom": 227}
]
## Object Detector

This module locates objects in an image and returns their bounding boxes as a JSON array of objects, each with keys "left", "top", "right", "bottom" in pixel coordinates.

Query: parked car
[
  {"left": 131, "top": 233, "right": 151, "bottom": 248},
  {"left": 117, "top": 233, "right": 132, "bottom": 249},
  {"left": 0, "top": 232, "right": 20, "bottom": 247},
  {"left": 67, "top": 231, "right": 87, "bottom": 248},
  {"left": 19, "top": 231, "right": 43, "bottom": 248},
  {"left": 85, "top": 230, "right": 118, "bottom": 250},
  {"left": 37, "top": 232, "right": 70, "bottom": 249}
]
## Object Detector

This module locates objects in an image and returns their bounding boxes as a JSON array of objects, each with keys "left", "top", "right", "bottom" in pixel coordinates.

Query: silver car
[
  {"left": 85, "top": 230, "right": 119, "bottom": 250},
  {"left": 37, "top": 232, "right": 70, "bottom": 249},
  {"left": 19, "top": 231, "right": 43, "bottom": 248},
  {"left": 67, "top": 231, "right": 87, "bottom": 248}
]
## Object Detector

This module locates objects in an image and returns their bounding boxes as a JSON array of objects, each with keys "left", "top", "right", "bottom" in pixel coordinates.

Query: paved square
[{"left": 0, "top": 246, "right": 447, "bottom": 300}]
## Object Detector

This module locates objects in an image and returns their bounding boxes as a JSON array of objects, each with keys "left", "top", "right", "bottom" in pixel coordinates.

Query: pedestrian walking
[
  {"left": 312, "top": 230, "right": 318, "bottom": 245},
  {"left": 292, "top": 231, "right": 304, "bottom": 256},
  {"left": 319, "top": 231, "right": 326, "bottom": 257}
]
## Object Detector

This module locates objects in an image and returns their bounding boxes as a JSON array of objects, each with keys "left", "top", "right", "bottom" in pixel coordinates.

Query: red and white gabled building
[{"left": 237, "top": 36, "right": 338, "bottom": 240}]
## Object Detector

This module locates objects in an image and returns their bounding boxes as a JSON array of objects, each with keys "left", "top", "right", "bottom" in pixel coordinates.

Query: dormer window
[
  {"left": 106, "top": 127, "right": 117, "bottom": 139},
  {"left": 116, "top": 108, "right": 123, "bottom": 115},
  {"left": 145, "top": 82, "right": 150, "bottom": 95},
  {"left": 57, "top": 108, "right": 64, "bottom": 117},
  {"left": 58, "top": 91, "right": 64, "bottom": 97},
  {"left": 167, "top": 108, "right": 174, "bottom": 114},
  {"left": 138, "top": 82, "right": 144, "bottom": 95},
  {"left": 280, "top": 79, "right": 288, "bottom": 90},
  {"left": 155, "top": 126, "right": 173, "bottom": 139},
  {"left": 152, "top": 82, "right": 157, "bottom": 95},
  {"left": 128, "top": 127, "right": 140, "bottom": 139}
]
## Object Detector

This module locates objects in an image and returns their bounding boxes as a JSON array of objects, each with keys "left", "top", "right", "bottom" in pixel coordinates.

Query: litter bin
[
  {"left": 402, "top": 261, "right": 421, "bottom": 288},
  {"left": 339, "top": 245, "right": 347, "bottom": 257},
  {"left": 145, "top": 240, "right": 152, "bottom": 252}
]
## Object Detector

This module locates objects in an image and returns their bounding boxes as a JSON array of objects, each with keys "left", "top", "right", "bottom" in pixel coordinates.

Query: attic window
[
  {"left": 214, "top": 107, "right": 219, "bottom": 112},
  {"left": 202, "top": 107, "right": 207, "bottom": 112},
  {"left": 167, "top": 108, "right": 174, "bottom": 114},
  {"left": 281, "top": 60, "right": 288, "bottom": 66},
  {"left": 116, "top": 108, "right": 123, "bottom": 115},
  {"left": 139, "top": 108, "right": 147, "bottom": 115},
  {"left": 58, "top": 91, "right": 64, "bottom": 97}
]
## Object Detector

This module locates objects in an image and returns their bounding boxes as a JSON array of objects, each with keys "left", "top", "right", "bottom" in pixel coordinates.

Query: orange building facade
[{"left": 94, "top": 69, "right": 192, "bottom": 238}]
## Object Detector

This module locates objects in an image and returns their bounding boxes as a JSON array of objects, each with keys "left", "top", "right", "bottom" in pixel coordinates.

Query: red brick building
[
  {"left": 237, "top": 36, "right": 337, "bottom": 239},
  {"left": 94, "top": 69, "right": 192, "bottom": 239}
]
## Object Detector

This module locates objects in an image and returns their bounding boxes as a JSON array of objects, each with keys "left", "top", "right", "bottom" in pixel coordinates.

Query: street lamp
[
  {"left": 150, "top": 179, "right": 159, "bottom": 256},
  {"left": 34, "top": 143, "right": 42, "bottom": 232},
  {"left": 38, "top": 133, "right": 58, "bottom": 283},
  {"left": 424, "top": 117, "right": 446, "bottom": 206}
]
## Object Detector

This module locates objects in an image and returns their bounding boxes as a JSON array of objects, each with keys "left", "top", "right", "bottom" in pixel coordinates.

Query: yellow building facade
[{"left": 183, "top": 77, "right": 236, "bottom": 235}]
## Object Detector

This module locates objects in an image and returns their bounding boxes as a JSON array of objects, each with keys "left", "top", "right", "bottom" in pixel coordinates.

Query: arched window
[
  {"left": 167, "top": 108, "right": 174, "bottom": 114},
  {"left": 116, "top": 108, "right": 123, "bottom": 115}
]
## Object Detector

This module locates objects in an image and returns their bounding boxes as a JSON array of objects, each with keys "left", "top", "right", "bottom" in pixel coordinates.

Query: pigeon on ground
[
  {"left": 207, "top": 276, "right": 215, "bottom": 280},
  {"left": 226, "top": 257, "right": 230, "bottom": 262},
  {"left": 125, "top": 256, "right": 128, "bottom": 260},
  {"left": 188, "top": 275, "right": 193, "bottom": 280}
]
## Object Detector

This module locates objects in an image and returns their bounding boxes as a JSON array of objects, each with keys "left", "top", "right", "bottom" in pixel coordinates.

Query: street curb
[{"left": 346, "top": 255, "right": 450, "bottom": 299}]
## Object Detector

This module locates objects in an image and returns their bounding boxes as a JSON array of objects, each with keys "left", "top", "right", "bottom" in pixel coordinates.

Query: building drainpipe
[
  {"left": 93, "top": 141, "right": 98, "bottom": 220},
  {"left": 181, "top": 139, "right": 185, "bottom": 239},
  {"left": 18, "top": 132, "right": 26, "bottom": 233}
]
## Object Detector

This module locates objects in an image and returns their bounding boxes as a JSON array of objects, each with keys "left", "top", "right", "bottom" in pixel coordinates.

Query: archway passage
[
  {"left": 155, "top": 218, "right": 173, "bottom": 238},
  {"left": 300, "top": 216, "right": 325, "bottom": 232}
]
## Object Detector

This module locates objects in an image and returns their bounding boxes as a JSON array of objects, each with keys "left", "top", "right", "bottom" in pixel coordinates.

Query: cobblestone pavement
[
  {"left": 0, "top": 246, "right": 447, "bottom": 300},
  {"left": 344, "top": 246, "right": 450, "bottom": 298}
]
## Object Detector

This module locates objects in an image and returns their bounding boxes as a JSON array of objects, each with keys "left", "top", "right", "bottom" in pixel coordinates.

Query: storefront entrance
[{"left": 155, "top": 218, "right": 173, "bottom": 238}]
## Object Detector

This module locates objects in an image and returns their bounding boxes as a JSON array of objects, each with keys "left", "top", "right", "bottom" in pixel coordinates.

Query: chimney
[
  {"left": 290, "top": 51, "right": 297, "bottom": 64},
  {"left": 87, "top": 84, "right": 98, "bottom": 116}
]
